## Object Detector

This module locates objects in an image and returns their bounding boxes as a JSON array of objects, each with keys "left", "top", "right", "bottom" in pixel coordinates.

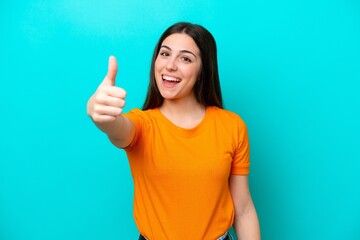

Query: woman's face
[{"left": 154, "top": 33, "right": 202, "bottom": 103}]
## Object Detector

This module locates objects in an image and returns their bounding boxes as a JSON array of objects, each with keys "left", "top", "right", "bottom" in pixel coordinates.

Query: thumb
[{"left": 105, "top": 55, "right": 118, "bottom": 86}]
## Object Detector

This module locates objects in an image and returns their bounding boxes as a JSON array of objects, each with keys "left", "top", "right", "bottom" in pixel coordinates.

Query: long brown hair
[{"left": 142, "top": 22, "right": 223, "bottom": 110}]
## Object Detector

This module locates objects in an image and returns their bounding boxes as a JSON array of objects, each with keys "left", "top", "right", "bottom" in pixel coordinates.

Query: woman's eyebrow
[{"left": 160, "top": 45, "right": 197, "bottom": 58}]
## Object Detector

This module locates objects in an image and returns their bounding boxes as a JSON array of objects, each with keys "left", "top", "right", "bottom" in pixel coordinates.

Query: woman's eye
[
  {"left": 159, "top": 52, "right": 169, "bottom": 57},
  {"left": 181, "top": 57, "right": 192, "bottom": 63}
]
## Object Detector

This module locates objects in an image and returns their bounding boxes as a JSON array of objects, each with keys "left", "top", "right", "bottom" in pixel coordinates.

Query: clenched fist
[{"left": 87, "top": 56, "right": 127, "bottom": 123}]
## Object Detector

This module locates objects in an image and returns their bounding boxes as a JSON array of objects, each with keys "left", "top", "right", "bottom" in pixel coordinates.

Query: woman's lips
[{"left": 162, "top": 74, "right": 181, "bottom": 88}]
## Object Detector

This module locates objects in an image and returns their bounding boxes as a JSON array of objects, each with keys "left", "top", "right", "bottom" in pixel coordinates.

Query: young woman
[{"left": 87, "top": 22, "right": 260, "bottom": 240}]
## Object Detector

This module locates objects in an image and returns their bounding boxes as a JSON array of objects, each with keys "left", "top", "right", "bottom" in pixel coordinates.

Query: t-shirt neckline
[{"left": 153, "top": 107, "right": 214, "bottom": 138}]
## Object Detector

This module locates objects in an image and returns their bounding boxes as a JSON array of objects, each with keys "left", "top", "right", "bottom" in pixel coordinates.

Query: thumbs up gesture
[{"left": 87, "top": 56, "right": 127, "bottom": 123}]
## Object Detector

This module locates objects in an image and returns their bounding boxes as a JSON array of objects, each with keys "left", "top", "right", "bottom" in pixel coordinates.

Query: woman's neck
[{"left": 159, "top": 99, "right": 206, "bottom": 129}]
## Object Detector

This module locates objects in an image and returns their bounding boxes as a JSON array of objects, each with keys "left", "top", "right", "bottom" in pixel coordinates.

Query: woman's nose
[{"left": 166, "top": 57, "right": 178, "bottom": 71}]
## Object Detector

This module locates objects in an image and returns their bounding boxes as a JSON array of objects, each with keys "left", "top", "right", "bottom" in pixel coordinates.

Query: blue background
[{"left": 1, "top": 0, "right": 359, "bottom": 239}]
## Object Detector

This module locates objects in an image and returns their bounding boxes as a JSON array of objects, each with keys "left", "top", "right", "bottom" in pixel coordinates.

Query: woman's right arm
[{"left": 87, "top": 56, "right": 135, "bottom": 148}]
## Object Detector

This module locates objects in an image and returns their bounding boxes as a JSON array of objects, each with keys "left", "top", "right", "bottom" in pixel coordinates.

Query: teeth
[{"left": 163, "top": 75, "right": 181, "bottom": 82}]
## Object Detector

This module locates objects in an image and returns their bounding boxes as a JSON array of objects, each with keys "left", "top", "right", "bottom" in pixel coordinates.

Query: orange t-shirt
[{"left": 123, "top": 106, "right": 250, "bottom": 240}]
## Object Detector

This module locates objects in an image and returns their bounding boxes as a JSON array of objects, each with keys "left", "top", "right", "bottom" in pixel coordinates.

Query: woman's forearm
[
  {"left": 94, "top": 115, "right": 135, "bottom": 148},
  {"left": 233, "top": 205, "right": 261, "bottom": 240}
]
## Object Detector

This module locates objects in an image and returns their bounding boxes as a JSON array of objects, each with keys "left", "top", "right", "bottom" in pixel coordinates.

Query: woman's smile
[{"left": 162, "top": 74, "right": 182, "bottom": 88}]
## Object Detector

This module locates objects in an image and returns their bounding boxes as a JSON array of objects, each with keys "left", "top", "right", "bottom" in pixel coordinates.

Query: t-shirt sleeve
[
  {"left": 122, "top": 108, "right": 144, "bottom": 151},
  {"left": 231, "top": 117, "right": 250, "bottom": 175}
]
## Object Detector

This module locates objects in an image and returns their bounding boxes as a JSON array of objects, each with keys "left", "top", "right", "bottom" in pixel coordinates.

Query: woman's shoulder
[
  {"left": 206, "top": 106, "right": 248, "bottom": 139},
  {"left": 207, "top": 106, "right": 245, "bottom": 124}
]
